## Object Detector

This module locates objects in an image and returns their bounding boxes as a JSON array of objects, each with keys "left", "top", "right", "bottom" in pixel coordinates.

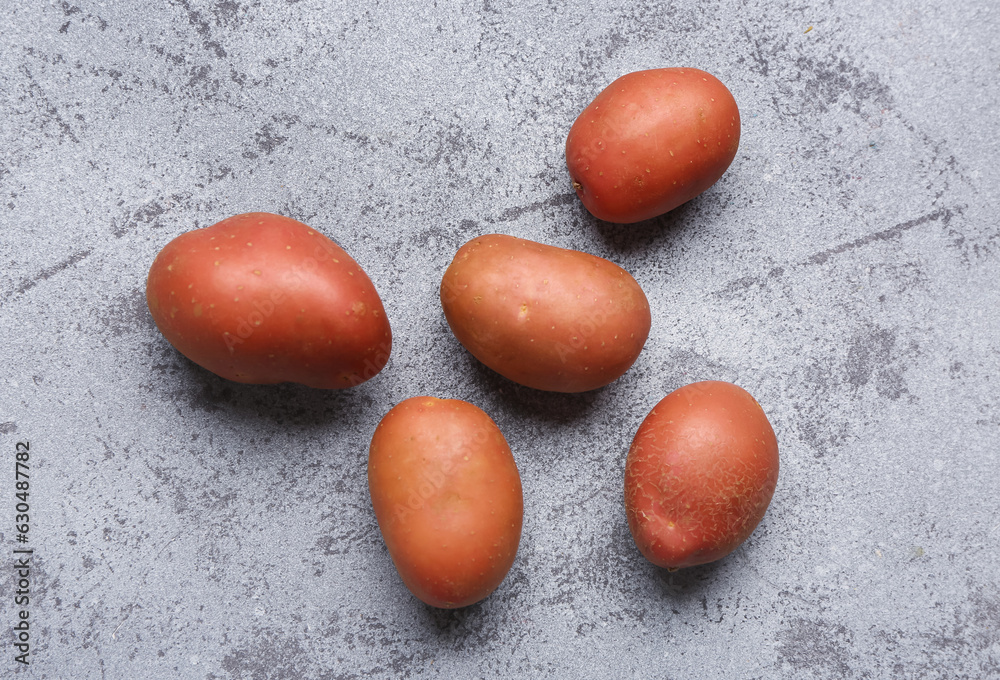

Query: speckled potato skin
[
  {"left": 625, "top": 381, "right": 779, "bottom": 569},
  {"left": 440, "top": 234, "right": 651, "bottom": 393},
  {"left": 368, "top": 397, "right": 523, "bottom": 609},
  {"left": 146, "top": 212, "right": 391, "bottom": 388},
  {"left": 566, "top": 68, "right": 741, "bottom": 224}
]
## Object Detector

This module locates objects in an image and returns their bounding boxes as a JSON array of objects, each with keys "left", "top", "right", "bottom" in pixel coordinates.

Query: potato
[
  {"left": 624, "top": 381, "right": 779, "bottom": 569},
  {"left": 440, "top": 234, "right": 650, "bottom": 393},
  {"left": 368, "top": 397, "right": 523, "bottom": 608},
  {"left": 566, "top": 68, "right": 741, "bottom": 223},
  {"left": 146, "top": 212, "right": 391, "bottom": 388}
]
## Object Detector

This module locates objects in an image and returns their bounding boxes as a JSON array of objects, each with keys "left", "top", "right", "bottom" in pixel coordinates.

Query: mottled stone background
[{"left": 1, "top": 0, "right": 998, "bottom": 678}]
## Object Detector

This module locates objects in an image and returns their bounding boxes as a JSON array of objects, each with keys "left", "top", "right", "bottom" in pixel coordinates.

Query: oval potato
[
  {"left": 440, "top": 234, "right": 651, "bottom": 393},
  {"left": 624, "top": 381, "right": 779, "bottom": 569},
  {"left": 368, "top": 396, "right": 523, "bottom": 608},
  {"left": 146, "top": 212, "right": 391, "bottom": 388},
  {"left": 566, "top": 68, "right": 741, "bottom": 223}
]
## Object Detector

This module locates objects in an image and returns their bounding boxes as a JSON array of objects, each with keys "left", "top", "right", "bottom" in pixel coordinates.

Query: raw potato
[
  {"left": 368, "top": 397, "right": 523, "bottom": 609},
  {"left": 146, "top": 212, "right": 391, "bottom": 388},
  {"left": 624, "top": 381, "right": 779, "bottom": 569},
  {"left": 440, "top": 234, "right": 651, "bottom": 393},
  {"left": 566, "top": 67, "right": 741, "bottom": 223}
]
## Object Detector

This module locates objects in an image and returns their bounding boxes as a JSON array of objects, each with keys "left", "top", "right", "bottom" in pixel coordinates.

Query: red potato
[
  {"left": 624, "top": 381, "right": 778, "bottom": 569},
  {"left": 368, "top": 397, "right": 523, "bottom": 608},
  {"left": 566, "top": 67, "right": 741, "bottom": 223},
  {"left": 146, "top": 212, "right": 391, "bottom": 388},
  {"left": 440, "top": 234, "right": 650, "bottom": 393}
]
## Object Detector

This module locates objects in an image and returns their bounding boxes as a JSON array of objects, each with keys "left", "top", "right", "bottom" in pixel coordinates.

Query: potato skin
[
  {"left": 440, "top": 234, "right": 650, "bottom": 393},
  {"left": 624, "top": 381, "right": 778, "bottom": 569},
  {"left": 368, "top": 397, "right": 523, "bottom": 609},
  {"left": 566, "top": 68, "right": 740, "bottom": 223},
  {"left": 146, "top": 212, "right": 391, "bottom": 389}
]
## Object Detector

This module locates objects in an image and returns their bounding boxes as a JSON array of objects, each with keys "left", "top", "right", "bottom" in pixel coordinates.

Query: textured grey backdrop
[{"left": 1, "top": 0, "right": 998, "bottom": 678}]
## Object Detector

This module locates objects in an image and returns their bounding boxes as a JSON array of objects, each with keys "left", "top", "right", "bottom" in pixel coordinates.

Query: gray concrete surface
[{"left": 1, "top": 0, "right": 998, "bottom": 678}]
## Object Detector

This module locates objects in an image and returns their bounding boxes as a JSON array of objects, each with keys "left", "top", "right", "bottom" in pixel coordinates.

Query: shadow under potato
[
  {"left": 417, "top": 597, "right": 510, "bottom": 651},
  {"left": 652, "top": 552, "right": 735, "bottom": 603},
  {"left": 155, "top": 345, "right": 379, "bottom": 431},
  {"left": 421, "top": 601, "right": 484, "bottom": 632},
  {"left": 586, "top": 193, "right": 704, "bottom": 255},
  {"left": 445, "top": 339, "right": 606, "bottom": 429}
]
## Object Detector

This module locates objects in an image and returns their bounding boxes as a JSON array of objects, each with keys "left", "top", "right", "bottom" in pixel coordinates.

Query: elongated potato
[
  {"left": 368, "top": 396, "right": 523, "bottom": 608},
  {"left": 440, "top": 234, "right": 650, "bottom": 392}
]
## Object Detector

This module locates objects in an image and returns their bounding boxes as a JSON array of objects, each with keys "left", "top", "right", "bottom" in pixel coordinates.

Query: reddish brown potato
[
  {"left": 368, "top": 397, "right": 523, "bottom": 608},
  {"left": 146, "top": 212, "right": 391, "bottom": 388},
  {"left": 625, "top": 381, "right": 779, "bottom": 569},
  {"left": 440, "top": 234, "right": 650, "bottom": 393},
  {"left": 566, "top": 68, "right": 741, "bottom": 223}
]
